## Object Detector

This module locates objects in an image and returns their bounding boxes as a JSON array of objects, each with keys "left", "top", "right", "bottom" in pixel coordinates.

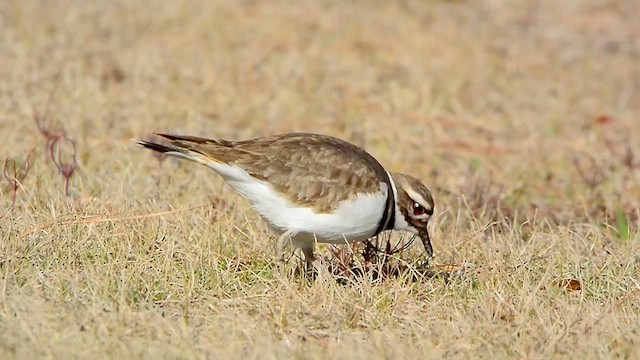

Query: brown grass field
[{"left": 1, "top": 0, "right": 639, "bottom": 358}]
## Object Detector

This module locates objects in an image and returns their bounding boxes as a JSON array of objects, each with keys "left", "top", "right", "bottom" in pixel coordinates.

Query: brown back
[{"left": 161, "top": 133, "right": 391, "bottom": 212}]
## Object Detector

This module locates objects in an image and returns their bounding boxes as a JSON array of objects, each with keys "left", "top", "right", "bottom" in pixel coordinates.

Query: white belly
[{"left": 208, "top": 162, "right": 387, "bottom": 247}]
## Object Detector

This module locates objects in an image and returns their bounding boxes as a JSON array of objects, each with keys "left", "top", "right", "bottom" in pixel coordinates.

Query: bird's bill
[{"left": 420, "top": 229, "right": 433, "bottom": 257}]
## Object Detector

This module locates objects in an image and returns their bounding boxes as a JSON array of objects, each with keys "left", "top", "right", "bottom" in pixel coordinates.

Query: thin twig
[
  {"left": 51, "top": 136, "right": 77, "bottom": 196},
  {"left": 19, "top": 205, "right": 206, "bottom": 239}
]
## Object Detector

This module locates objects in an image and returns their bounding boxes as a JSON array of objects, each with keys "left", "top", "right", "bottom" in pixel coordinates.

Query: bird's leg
[
  {"left": 301, "top": 243, "right": 323, "bottom": 279},
  {"left": 276, "top": 230, "right": 294, "bottom": 263},
  {"left": 301, "top": 245, "right": 315, "bottom": 268}
]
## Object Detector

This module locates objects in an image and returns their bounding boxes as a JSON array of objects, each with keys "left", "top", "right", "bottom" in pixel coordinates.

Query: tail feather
[
  {"left": 155, "top": 133, "right": 233, "bottom": 147},
  {"left": 156, "top": 133, "right": 210, "bottom": 144},
  {"left": 137, "top": 138, "right": 211, "bottom": 165},
  {"left": 137, "top": 140, "right": 183, "bottom": 154}
]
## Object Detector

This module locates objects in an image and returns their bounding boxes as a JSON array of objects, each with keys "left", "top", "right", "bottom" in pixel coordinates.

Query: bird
[{"left": 138, "top": 133, "right": 434, "bottom": 267}]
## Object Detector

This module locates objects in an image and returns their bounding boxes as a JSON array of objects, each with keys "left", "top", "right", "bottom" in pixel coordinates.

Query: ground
[{"left": 1, "top": 0, "right": 639, "bottom": 358}]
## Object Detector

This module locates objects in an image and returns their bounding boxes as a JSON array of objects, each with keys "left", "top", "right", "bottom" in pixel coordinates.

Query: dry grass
[{"left": 1, "top": 0, "right": 640, "bottom": 358}]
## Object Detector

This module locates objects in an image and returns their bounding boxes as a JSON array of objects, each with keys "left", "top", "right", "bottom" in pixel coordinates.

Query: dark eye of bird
[{"left": 413, "top": 202, "right": 427, "bottom": 216}]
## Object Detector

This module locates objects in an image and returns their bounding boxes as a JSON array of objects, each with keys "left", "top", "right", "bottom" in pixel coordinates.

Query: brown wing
[{"left": 158, "top": 133, "right": 390, "bottom": 212}]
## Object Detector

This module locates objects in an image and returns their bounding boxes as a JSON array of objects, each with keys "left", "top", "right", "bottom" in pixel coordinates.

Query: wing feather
[{"left": 150, "top": 133, "right": 390, "bottom": 212}]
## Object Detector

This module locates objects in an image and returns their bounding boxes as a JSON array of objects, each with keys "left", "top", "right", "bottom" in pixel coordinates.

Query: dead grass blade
[{"left": 19, "top": 205, "right": 206, "bottom": 239}]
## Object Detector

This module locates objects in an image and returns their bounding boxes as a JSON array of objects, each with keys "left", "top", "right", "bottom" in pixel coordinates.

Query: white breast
[{"left": 207, "top": 162, "right": 388, "bottom": 247}]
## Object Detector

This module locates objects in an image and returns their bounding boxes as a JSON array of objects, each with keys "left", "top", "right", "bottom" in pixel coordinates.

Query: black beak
[{"left": 420, "top": 229, "right": 433, "bottom": 257}]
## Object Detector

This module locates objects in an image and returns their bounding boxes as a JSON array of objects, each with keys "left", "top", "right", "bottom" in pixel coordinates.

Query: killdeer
[{"left": 138, "top": 133, "right": 434, "bottom": 266}]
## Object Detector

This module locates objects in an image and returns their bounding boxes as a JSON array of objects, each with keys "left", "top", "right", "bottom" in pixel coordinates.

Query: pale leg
[{"left": 276, "top": 230, "right": 294, "bottom": 262}]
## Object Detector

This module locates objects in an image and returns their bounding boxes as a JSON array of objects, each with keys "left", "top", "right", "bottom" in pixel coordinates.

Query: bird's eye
[
  {"left": 413, "top": 202, "right": 427, "bottom": 216},
  {"left": 413, "top": 202, "right": 433, "bottom": 216}
]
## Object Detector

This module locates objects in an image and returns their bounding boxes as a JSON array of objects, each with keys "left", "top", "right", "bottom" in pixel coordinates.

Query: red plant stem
[{"left": 51, "top": 137, "right": 77, "bottom": 197}]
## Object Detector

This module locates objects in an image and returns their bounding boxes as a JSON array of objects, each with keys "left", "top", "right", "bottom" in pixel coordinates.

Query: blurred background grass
[{"left": 1, "top": 0, "right": 639, "bottom": 358}]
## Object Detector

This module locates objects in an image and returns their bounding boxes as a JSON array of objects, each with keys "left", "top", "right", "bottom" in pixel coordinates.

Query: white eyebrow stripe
[{"left": 405, "top": 188, "right": 430, "bottom": 208}]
